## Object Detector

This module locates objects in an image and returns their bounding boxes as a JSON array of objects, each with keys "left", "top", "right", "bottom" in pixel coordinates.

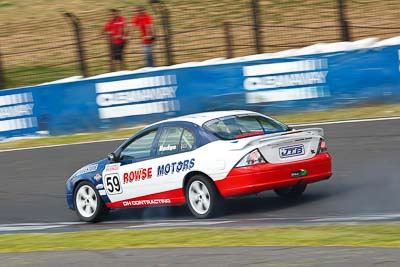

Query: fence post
[
  {"left": 151, "top": 0, "right": 174, "bottom": 66},
  {"left": 337, "top": 0, "right": 351, "bottom": 41},
  {"left": 106, "top": 34, "right": 115, "bottom": 72},
  {"left": 64, "top": 12, "right": 88, "bottom": 77},
  {"left": 160, "top": 3, "right": 174, "bottom": 65},
  {"left": 0, "top": 48, "right": 4, "bottom": 89},
  {"left": 250, "top": 0, "right": 263, "bottom": 54},
  {"left": 223, "top": 22, "right": 234, "bottom": 58}
]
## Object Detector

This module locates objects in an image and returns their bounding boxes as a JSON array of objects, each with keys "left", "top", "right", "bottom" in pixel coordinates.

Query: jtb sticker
[{"left": 279, "top": 145, "right": 305, "bottom": 158}]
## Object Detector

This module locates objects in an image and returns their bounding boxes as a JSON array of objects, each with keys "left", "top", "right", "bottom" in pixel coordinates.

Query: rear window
[{"left": 203, "top": 115, "right": 290, "bottom": 140}]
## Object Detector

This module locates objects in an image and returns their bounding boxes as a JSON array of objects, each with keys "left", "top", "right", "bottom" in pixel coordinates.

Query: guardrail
[{"left": 1, "top": 39, "right": 400, "bottom": 139}]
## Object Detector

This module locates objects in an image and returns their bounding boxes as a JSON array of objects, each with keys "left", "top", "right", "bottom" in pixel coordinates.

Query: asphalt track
[
  {"left": 1, "top": 118, "right": 400, "bottom": 232},
  {"left": 2, "top": 247, "right": 400, "bottom": 267}
]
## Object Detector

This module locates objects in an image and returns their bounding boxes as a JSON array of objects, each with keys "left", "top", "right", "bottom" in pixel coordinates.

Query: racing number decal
[{"left": 104, "top": 174, "right": 123, "bottom": 195}]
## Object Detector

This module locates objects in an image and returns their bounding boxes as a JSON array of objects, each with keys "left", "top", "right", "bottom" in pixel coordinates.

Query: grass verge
[
  {"left": 1, "top": 104, "right": 400, "bottom": 151},
  {"left": 1, "top": 224, "right": 400, "bottom": 253}
]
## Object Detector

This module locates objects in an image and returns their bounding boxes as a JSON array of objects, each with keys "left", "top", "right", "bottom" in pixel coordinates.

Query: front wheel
[
  {"left": 74, "top": 181, "right": 109, "bottom": 222},
  {"left": 185, "top": 175, "right": 222, "bottom": 219},
  {"left": 274, "top": 183, "right": 307, "bottom": 199}
]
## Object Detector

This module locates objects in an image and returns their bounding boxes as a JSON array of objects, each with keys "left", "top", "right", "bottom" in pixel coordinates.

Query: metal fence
[{"left": 1, "top": 0, "right": 400, "bottom": 89}]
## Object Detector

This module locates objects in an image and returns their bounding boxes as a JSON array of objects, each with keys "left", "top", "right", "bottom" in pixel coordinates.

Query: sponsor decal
[
  {"left": 123, "top": 198, "right": 171, "bottom": 207},
  {"left": 242, "top": 59, "right": 330, "bottom": 104},
  {"left": 291, "top": 169, "right": 308, "bottom": 178},
  {"left": 279, "top": 144, "right": 305, "bottom": 158},
  {"left": 0, "top": 92, "right": 37, "bottom": 133},
  {"left": 123, "top": 167, "right": 153, "bottom": 183},
  {"left": 95, "top": 184, "right": 104, "bottom": 189},
  {"left": 73, "top": 164, "right": 98, "bottom": 177},
  {"left": 121, "top": 158, "right": 195, "bottom": 185},
  {"left": 104, "top": 163, "right": 120, "bottom": 172},
  {"left": 95, "top": 75, "right": 180, "bottom": 119},
  {"left": 94, "top": 173, "right": 102, "bottom": 181},
  {"left": 398, "top": 49, "right": 400, "bottom": 72},
  {"left": 157, "top": 158, "right": 195, "bottom": 177}
]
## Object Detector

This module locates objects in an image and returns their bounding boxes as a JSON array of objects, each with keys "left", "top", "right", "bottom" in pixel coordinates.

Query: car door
[
  {"left": 151, "top": 125, "right": 197, "bottom": 196},
  {"left": 103, "top": 125, "right": 197, "bottom": 209},
  {"left": 102, "top": 128, "right": 160, "bottom": 208}
]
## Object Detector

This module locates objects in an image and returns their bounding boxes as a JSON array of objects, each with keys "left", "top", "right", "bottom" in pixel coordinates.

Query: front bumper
[
  {"left": 66, "top": 193, "right": 74, "bottom": 210},
  {"left": 215, "top": 153, "right": 332, "bottom": 198}
]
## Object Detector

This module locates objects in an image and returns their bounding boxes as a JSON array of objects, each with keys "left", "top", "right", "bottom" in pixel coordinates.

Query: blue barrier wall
[{"left": 1, "top": 44, "right": 400, "bottom": 138}]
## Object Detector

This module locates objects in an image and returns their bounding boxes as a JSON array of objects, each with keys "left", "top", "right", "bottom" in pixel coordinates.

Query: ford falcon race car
[{"left": 66, "top": 110, "right": 332, "bottom": 222}]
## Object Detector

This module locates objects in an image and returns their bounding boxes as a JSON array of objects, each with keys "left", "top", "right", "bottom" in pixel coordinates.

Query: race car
[{"left": 66, "top": 110, "right": 332, "bottom": 222}]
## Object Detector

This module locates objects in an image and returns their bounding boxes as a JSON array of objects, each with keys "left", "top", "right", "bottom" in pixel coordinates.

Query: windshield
[{"left": 203, "top": 114, "right": 290, "bottom": 140}]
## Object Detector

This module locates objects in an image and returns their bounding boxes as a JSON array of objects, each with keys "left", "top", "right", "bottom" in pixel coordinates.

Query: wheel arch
[
  {"left": 182, "top": 171, "right": 221, "bottom": 195},
  {"left": 68, "top": 177, "right": 93, "bottom": 210},
  {"left": 68, "top": 176, "right": 108, "bottom": 210}
]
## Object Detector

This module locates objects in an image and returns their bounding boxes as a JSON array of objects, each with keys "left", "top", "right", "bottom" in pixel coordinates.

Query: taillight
[
  {"left": 235, "top": 149, "right": 266, "bottom": 168},
  {"left": 318, "top": 138, "right": 327, "bottom": 153}
]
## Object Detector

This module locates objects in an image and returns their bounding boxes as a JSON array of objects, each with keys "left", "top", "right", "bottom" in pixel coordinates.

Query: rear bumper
[{"left": 215, "top": 153, "right": 332, "bottom": 198}]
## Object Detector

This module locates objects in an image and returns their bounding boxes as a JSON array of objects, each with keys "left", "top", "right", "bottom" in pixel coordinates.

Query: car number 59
[{"left": 104, "top": 174, "right": 123, "bottom": 195}]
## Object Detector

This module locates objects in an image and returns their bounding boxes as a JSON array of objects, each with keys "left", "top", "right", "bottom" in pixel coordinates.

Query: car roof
[{"left": 151, "top": 110, "right": 260, "bottom": 127}]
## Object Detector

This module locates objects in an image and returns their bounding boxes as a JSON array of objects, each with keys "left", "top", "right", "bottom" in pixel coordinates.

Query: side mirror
[{"left": 107, "top": 152, "right": 117, "bottom": 163}]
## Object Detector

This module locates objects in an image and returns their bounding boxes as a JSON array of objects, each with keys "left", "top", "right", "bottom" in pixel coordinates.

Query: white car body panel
[{"left": 102, "top": 126, "right": 324, "bottom": 204}]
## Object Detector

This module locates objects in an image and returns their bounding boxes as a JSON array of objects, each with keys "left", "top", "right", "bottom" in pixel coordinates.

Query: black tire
[
  {"left": 73, "top": 181, "right": 109, "bottom": 222},
  {"left": 185, "top": 175, "right": 222, "bottom": 219},
  {"left": 274, "top": 183, "right": 307, "bottom": 199}
]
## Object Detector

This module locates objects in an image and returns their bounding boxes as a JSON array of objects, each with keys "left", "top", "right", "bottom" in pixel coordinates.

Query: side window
[
  {"left": 236, "top": 117, "right": 263, "bottom": 133},
  {"left": 157, "top": 127, "right": 196, "bottom": 156},
  {"left": 157, "top": 127, "right": 183, "bottom": 156},
  {"left": 258, "top": 117, "right": 284, "bottom": 132},
  {"left": 120, "top": 130, "right": 157, "bottom": 160},
  {"left": 180, "top": 129, "right": 195, "bottom": 152}
]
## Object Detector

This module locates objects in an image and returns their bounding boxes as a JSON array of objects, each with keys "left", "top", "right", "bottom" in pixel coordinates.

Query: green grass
[
  {"left": 1, "top": 104, "right": 399, "bottom": 151},
  {"left": 274, "top": 104, "right": 400, "bottom": 124},
  {"left": 1, "top": 224, "right": 400, "bottom": 253},
  {"left": 0, "top": 127, "right": 142, "bottom": 150},
  {"left": 0, "top": 1, "right": 13, "bottom": 8},
  {"left": 4, "top": 65, "right": 78, "bottom": 88}
]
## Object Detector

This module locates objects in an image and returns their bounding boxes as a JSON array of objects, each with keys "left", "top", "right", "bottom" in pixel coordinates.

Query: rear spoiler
[
  {"left": 228, "top": 128, "right": 324, "bottom": 150},
  {"left": 259, "top": 128, "right": 323, "bottom": 141}
]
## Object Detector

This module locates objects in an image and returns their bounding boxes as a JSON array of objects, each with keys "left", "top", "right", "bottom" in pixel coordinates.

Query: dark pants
[
  {"left": 111, "top": 43, "right": 125, "bottom": 60},
  {"left": 144, "top": 44, "right": 154, "bottom": 67}
]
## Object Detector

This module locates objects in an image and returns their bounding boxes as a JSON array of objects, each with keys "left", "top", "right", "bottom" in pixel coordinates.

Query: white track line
[
  {"left": 127, "top": 220, "right": 235, "bottom": 228},
  {"left": 0, "top": 138, "right": 126, "bottom": 153},
  {"left": 2, "top": 214, "right": 400, "bottom": 232},
  {"left": 1, "top": 116, "right": 400, "bottom": 153}
]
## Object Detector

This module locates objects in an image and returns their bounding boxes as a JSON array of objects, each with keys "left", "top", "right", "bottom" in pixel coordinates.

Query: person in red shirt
[
  {"left": 101, "top": 9, "right": 127, "bottom": 70},
  {"left": 130, "top": 6, "right": 155, "bottom": 67}
]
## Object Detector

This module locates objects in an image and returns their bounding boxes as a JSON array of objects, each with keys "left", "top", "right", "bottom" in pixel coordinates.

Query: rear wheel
[
  {"left": 74, "top": 181, "right": 109, "bottom": 222},
  {"left": 274, "top": 183, "right": 307, "bottom": 199},
  {"left": 185, "top": 175, "right": 222, "bottom": 218}
]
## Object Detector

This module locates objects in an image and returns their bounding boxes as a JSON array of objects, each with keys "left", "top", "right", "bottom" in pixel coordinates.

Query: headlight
[{"left": 235, "top": 149, "right": 266, "bottom": 167}]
